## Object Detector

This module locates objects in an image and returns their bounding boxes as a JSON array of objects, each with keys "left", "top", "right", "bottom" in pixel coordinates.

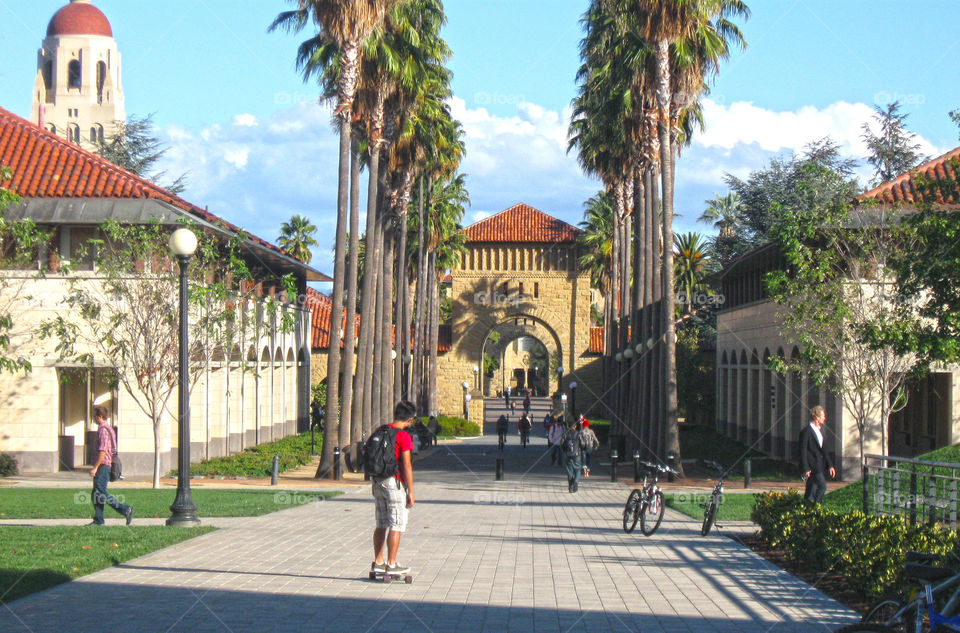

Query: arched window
[
  {"left": 89, "top": 125, "right": 103, "bottom": 144},
  {"left": 68, "top": 124, "right": 80, "bottom": 144},
  {"left": 96, "top": 61, "right": 106, "bottom": 104},
  {"left": 43, "top": 60, "right": 53, "bottom": 91},
  {"left": 46, "top": 124, "right": 56, "bottom": 135},
  {"left": 67, "top": 60, "right": 81, "bottom": 89}
]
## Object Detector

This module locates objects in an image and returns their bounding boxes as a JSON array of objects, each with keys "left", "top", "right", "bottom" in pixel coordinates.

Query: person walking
[
  {"left": 523, "top": 393, "right": 531, "bottom": 414},
  {"left": 799, "top": 405, "right": 836, "bottom": 504},
  {"left": 543, "top": 412, "right": 552, "bottom": 436},
  {"left": 518, "top": 412, "right": 532, "bottom": 448},
  {"left": 547, "top": 416, "right": 565, "bottom": 466},
  {"left": 578, "top": 416, "right": 599, "bottom": 477},
  {"left": 496, "top": 413, "right": 509, "bottom": 448},
  {"left": 371, "top": 401, "right": 417, "bottom": 577},
  {"left": 88, "top": 406, "right": 133, "bottom": 526},
  {"left": 562, "top": 420, "right": 584, "bottom": 493},
  {"left": 504, "top": 386, "right": 511, "bottom": 410}
]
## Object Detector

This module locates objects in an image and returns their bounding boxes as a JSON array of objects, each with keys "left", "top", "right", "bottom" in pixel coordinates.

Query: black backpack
[
  {"left": 563, "top": 429, "right": 580, "bottom": 458},
  {"left": 362, "top": 425, "right": 398, "bottom": 479}
]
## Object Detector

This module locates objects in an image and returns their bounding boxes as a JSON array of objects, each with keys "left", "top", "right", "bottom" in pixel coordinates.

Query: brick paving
[{"left": 0, "top": 399, "right": 858, "bottom": 633}]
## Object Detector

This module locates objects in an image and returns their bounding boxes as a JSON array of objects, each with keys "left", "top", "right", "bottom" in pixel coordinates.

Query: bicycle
[
  {"left": 838, "top": 551, "right": 960, "bottom": 632},
  {"left": 700, "top": 460, "right": 726, "bottom": 536},
  {"left": 622, "top": 461, "right": 677, "bottom": 536}
]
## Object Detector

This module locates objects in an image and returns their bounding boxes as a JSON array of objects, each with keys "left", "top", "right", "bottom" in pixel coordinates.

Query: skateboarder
[{"left": 371, "top": 401, "right": 416, "bottom": 577}]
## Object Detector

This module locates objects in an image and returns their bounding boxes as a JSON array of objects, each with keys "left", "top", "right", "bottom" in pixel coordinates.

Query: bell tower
[{"left": 31, "top": 0, "right": 125, "bottom": 147}]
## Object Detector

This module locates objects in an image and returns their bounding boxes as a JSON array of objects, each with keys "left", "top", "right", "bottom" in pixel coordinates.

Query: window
[
  {"left": 534, "top": 282, "right": 539, "bottom": 298},
  {"left": 90, "top": 125, "right": 103, "bottom": 144},
  {"left": 68, "top": 60, "right": 81, "bottom": 89},
  {"left": 518, "top": 282, "right": 524, "bottom": 297},
  {"left": 46, "top": 124, "right": 56, "bottom": 135},
  {"left": 43, "top": 60, "right": 53, "bottom": 90},
  {"left": 96, "top": 61, "right": 106, "bottom": 104},
  {"left": 68, "top": 124, "right": 80, "bottom": 144}
]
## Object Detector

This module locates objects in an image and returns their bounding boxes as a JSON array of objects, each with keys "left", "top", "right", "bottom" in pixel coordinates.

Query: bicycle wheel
[
  {"left": 623, "top": 489, "right": 642, "bottom": 533},
  {"left": 860, "top": 599, "right": 902, "bottom": 626},
  {"left": 701, "top": 497, "right": 719, "bottom": 536},
  {"left": 640, "top": 489, "right": 665, "bottom": 536},
  {"left": 832, "top": 625, "right": 900, "bottom": 633}
]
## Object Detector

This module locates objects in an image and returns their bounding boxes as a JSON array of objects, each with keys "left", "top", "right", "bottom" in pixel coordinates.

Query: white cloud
[
  {"left": 233, "top": 114, "right": 258, "bottom": 127},
  {"left": 472, "top": 211, "right": 491, "bottom": 223}
]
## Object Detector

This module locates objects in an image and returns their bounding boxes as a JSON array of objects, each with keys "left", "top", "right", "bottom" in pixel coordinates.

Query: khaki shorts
[{"left": 373, "top": 477, "right": 408, "bottom": 532}]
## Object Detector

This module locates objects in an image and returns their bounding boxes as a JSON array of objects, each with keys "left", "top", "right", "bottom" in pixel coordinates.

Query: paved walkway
[{"left": 1, "top": 400, "right": 858, "bottom": 633}]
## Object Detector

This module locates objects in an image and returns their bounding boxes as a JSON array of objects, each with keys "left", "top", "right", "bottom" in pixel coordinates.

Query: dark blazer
[{"left": 799, "top": 424, "right": 834, "bottom": 474}]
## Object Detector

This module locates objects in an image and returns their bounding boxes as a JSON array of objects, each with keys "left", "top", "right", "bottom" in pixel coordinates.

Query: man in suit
[{"left": 799, "top": 405, "right": 836, "bottom": 503}]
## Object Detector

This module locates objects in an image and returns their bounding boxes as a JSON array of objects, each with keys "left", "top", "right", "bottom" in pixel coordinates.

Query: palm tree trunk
[
  {"left": 380, "top": 204, "right": 395, "bottom": 418},
  {"left": 629, "top": 166, "right": 643, "bottom": 452},
  {"left": 394, "top": 209, "right": 406, "bottom": 402},
  {"left": 413, "top": 178, "right": 429, "bottom": 414},
  {"left": 356, "top": 140, "right": 383, "bottom": 440},
  {"left": 427, "top": 250, "right": 439, "bottom": 415},
  {"left": 317, "top": 113, "right": 351, "bottom": 478},
  {"left": 650, "top": 165, "right": 663, "bottom": 459},
  {"left": 610, "top": 183, "right": 622, "bottom": 418},
  {"left": 342, "top": 136, "right": 361, "bottom": 452},
  {"left": 371, "top": 206, "right": 385, "bottom": 428}
]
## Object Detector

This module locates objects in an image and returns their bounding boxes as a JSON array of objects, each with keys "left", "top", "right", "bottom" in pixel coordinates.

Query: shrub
[
  {"left": 0, "top": 453, "right": 19, "bottom": 477},
  {"left": 753, "top": 491, "right": 959, "bottom": 597},
  {"left": 174, "top": 431, "right": 322, "bottom": 478},
  {"left": 432, "top": 415, "right": 480, "bottom": 437}
]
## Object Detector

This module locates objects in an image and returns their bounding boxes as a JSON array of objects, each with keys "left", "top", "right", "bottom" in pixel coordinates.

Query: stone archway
[{"left": 480, "top": 315, "right": 562, "bottom": 397}]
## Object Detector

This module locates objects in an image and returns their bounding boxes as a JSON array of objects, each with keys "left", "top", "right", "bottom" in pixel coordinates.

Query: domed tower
[{"left": 31, "top": 0, "right": 125, "bottom": 146}]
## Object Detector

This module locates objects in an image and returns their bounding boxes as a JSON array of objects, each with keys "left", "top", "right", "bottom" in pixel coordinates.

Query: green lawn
[
  {"left": 173, "top": 431, "right": 324, "bottom": 477},
  {"left": 0, "top": 488, "right": 338, "bottom": 520},
  {"left": 665, "top": 492, "right": 758, "bottom": 521},
  {"left": 0, "top": 526, "right": 216, "bottom": 603}
]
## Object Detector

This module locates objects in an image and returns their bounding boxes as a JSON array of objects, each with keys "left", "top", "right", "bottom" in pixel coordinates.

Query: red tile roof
[
  {"left": 0, "top": 106, "right": 312, "bottom": 268},
  {"left": 589, "top": 327, "right": 604, "bottom": 354},
  {"left": 48, "top": 1, "right": 113, "bottom": 38},
  {"left": 464, "top": 203, "right": 579, "bottom": 243},
  {"left": 860, "top": 147, "right": 960, "bottom": 206}
]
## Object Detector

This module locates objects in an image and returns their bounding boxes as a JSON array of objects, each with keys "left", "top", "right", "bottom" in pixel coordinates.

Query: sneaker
[
  {"left": 371, "top": 561, "right": 387, "bottom": 574},
  {"left": 124, "top": 507, "right": 134, "bottom": 526},
  {"left": 385, "top": 562, "right": 410, "bottom": 575},
  {"left": 85, "top": 521, "right": 103, "bottom": 526}
]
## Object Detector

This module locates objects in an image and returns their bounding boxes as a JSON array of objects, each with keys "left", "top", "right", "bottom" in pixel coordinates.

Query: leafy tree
[
  {"left": 278, "top": 214, "right": 319, "bottom": 263},
  {"left": 39, "top": 220, "right": 294, "bottom": 487},
  {"left": 861, "top": 101, "right": 925, "bottom": 186},
  {"left": 766, "top": 173, "right": 915, "bottom": 465},
  {"left": 95, "top": 115, "right": 187, "bottom": 194}
]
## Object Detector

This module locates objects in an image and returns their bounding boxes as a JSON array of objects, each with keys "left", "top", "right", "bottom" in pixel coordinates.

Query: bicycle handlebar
[
  {"left": 638, "top": 461, "right": 680, "bottom": 477},
  {"left": 703, "top": 460, "right": 723, "bottom": 472}
]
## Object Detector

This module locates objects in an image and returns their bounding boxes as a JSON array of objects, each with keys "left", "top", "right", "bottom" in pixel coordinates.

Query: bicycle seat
[
  {"left": 904, "top": 563, "right": 956, "bottom": 582},
  {"left": 906, "top": 551, "right": 943, "bottom": 564}
]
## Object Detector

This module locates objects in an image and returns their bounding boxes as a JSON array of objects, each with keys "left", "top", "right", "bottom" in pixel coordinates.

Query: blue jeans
[
  {"left": 804, "top": 471, "right": 828, "bottom": 504},
  {"left": 92, "top": 465, "right": 130, "bottom": 524}
]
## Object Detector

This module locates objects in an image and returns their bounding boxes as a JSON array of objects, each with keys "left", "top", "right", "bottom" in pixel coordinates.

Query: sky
[{"left": 2, "top": 0, "right": 959, "bottom": 283}]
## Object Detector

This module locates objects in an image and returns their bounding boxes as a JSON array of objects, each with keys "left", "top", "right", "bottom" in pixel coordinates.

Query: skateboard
[{"left": 369, "top": 569, "right": 414, "bottom": 584}]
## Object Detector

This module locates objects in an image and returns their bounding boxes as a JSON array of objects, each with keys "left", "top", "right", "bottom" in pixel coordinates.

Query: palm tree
[
  {"left": 577, "top": 191, "right": 614, "bottom": 335},
  {"left": 698, "top": 192, "right": 741, "bottom": 237},
  {"left": 278, "top": 215, "right": 319, "bottom": 263},
  {"left": 673, "top": 231, "right": 709, "bottom": 315},
  {"left": 272, "top": 0, "right": 397, "bottom": 477}
]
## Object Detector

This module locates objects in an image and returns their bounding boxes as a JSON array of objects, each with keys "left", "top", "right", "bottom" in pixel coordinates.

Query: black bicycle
[
  {"left": 700, "top": 460, "right": 726, "bottom": 536},
  {"left": 622, "top": 461, "right": 677, "bottom": 536}
]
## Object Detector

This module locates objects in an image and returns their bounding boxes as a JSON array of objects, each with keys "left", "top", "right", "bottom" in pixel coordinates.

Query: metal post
[
  {"left": 271, "top": 455, "right": 279, "bottom": 486},
  {"left": 610, "top": 449, "right": 619, "bottom": 483},
  {"left": 495, "top": 453, "right": 504, "bottom": 480},
  {"left": 633, "top": 450, "right": 642, "bottom": 483},
  {"left": 333, "top": 446, "right": 342, "bottom": 481},
  {"left": 167, "top": 253, "right": 200, "bottom": 527},
  {"left": 743, "top": 458, "right": 751, "bottom": 489},
  {"left": 909, "top": 463, "right": 918, "bottom": 525},
  {"left": 862, "top": 460, "right": 869, "bottom": 514}
]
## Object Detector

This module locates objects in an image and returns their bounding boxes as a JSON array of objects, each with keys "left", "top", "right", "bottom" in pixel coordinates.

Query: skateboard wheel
[
  {"left": 382, "top": 574, "right": 390, "bottom": 583},
  {"left": 368, "top": 572, "right": 377, "bottom": 580},
  {"left": 404, "top": 575, "right": 413, "bottom": 584}
]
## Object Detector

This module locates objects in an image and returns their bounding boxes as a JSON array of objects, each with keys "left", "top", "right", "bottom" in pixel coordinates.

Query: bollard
[
  {"left": 333, "top": 447, "right": 342, "bottom": 481},
  {"left": 744, "top": 458, "right": 751, "bottom": 489},
  {"left": 495, "top": 456, "right": 504, "bottom": 480},
  {"left": 271, "top": 455, "right": 279, "bottom": 486},
  {"left": 610, "top": 449, "right": 619, "bottom": 483},
  {"left": 310, "top": 426, "right": 316, "bottom": 455},
  {"left": 633, "top": 450, "right": 642, "bottom": 483}
]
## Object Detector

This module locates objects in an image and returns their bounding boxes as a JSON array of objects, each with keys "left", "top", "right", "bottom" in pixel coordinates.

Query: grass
[
  {"left": 679, "top": 424, "right": 798, "bottom": 480},
  {"left": 173, "top": 431, "right": 323, "bottom": 477},
  {"left": 0, "top": 489, "right": 338, "bottom": 520},
  {"left": 664, "top": 492, "right": 758, "bottom": 522},
  {"left": 0, "top": 525, "right": 216, "bottom": 602},
  {"left": 823, "top": 442, "right": 960, "bottom": 513}
]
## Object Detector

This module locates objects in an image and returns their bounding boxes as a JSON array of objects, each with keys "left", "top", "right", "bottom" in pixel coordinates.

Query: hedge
[
  {"left": 0, "top": 453, "right": 18, "bottom": 477},
  {"left": 431, "top": 415, "right": 481, "bottom": 437},
  {"left": 752, "top": 491, "right": 959, "bottom": 597}
]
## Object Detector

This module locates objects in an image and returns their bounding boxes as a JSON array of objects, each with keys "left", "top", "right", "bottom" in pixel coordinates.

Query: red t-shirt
[{"left": 390, "top": 423, "right": 413, "bottom": 481}]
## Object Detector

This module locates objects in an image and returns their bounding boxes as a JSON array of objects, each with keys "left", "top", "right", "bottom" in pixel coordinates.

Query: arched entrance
[{"left": 480, "top": 315, "right": 561, "bottom": 397}]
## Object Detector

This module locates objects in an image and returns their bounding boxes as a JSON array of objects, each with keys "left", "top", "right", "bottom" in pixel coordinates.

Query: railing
[{"left": 864, "top": 453, "right": 960, "bottom": 529}]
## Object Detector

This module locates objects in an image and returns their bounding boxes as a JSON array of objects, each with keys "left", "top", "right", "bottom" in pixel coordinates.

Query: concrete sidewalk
[{"left": 0, "top": 406, "right": 858, "bottom": 632}]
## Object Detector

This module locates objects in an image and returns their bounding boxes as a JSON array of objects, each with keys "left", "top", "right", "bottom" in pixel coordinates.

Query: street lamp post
[
  {"left": 570, "top": 381, "right": 577, "bottom": 421},
  {"left": 465, "top": 393, "right": 472, "bottom": 421},
  {"left": 402, "top": 353, "right": 412, "bottom": 400},
  {"left": 462, "top": 380, "right": 470, "bottom": 419},
  {"left": 473, "top": 364, "right": 480, "bottom": 392},
  {"left": 167, "top": 228, "right": 200, "bottom": 527},
  {"left": 561, "top": 392, "right": 568, "bottom": 422},
  {"left": 556, "top": 365, "right": 563, "bottom": 395}
]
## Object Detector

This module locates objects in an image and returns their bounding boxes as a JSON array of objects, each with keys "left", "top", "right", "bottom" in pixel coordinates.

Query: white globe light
[
  {"left": 561, "top": 393, "right": 567, "bottom": 402},
  {"left": 615, "top": 353, "right": 623, "bottom": 362},
  {"left": 391, "top": 350, "right": 397, "bottom": 360},
  {"left": 557, "top": 366, "right": 564, "bottom": 374},
  {"left": 570, "top": 381, "right": 578, "bottom": 389},
  {"left": 465, "top": 394, "right": 472, "bottom": 402},
  {"left": 461, "top": 381, "right": 469, "bottom": 389},
  {"left": 169, "top": 227, "right": 198, "bottom": 257},
  {"left": 472, "top": 365, "right": 479, "bottom": 373},
  {"left": 624, "top": 348, "right": 635, "bottom": 359},
  {"left": 635, "top": 343, "right": 644, "bottom": 355}
]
